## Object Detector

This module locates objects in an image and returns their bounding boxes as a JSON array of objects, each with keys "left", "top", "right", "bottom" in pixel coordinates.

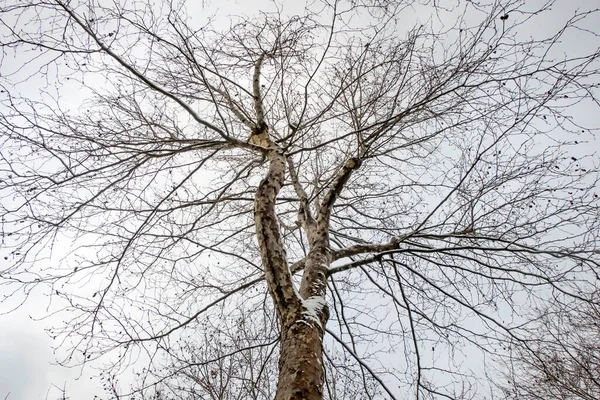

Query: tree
[
  {"left": 497, "top": 294, "right": 600, "bottom": 400},
  {"left": 0, "top": 0, "right": 599, "bottom": 399}
]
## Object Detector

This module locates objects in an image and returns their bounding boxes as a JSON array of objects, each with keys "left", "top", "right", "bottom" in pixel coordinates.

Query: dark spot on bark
[{"left": 253, "top": 121, "right": 268, "bottom": 135}]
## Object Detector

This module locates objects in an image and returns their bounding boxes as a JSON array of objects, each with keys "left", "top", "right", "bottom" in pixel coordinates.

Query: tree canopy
[{"left": 0, "top": 0, "right": 599, "bottom": 399}]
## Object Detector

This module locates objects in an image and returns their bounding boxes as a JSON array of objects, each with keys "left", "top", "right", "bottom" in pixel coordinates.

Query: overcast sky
[
  {"left": 0, "top": 309, "right": 96, "bottom": 400},
  {"left": 1, "top": 1, "right": 598, "bottom": 399}
]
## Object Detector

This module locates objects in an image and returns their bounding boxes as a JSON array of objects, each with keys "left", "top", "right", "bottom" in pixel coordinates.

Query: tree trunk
[
  {"left": 252, "top": 114, "right": 331, "bottom": 399},
  {"left": 276, "top": 317, "right": 326, "bottom": 400},
  {"left": 275, "top": 247, "right": 330, "bottom": 400}
]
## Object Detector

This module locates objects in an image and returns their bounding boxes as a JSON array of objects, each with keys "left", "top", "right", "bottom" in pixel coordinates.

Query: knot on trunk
[{"left": 249, "top": 121, "right": 271, "bottom": 147}]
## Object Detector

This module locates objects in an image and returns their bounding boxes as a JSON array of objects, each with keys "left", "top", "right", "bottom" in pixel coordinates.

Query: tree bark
[
  {"left": 276, "top": 315, "right": 327, "bottom": 400},
  {"left": 251, "top": 50, "right": 335, "bottom": 397},
  {"left": 275, "top": 247, "right": 330, "bottom": 400},
  {"left": 254, "top": 141, "right": 330, "bottom": 399}
]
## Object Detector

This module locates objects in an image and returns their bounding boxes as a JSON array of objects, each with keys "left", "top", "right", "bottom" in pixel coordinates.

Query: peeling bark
[
  {"left": 273, "top": 246, "right": 331, "bottom": 400},
  {"left": 255, "top": 146, "right": 330, "bottom": 398},
  {"left": 252, "top": 133, "right": 328, "bottom": 399},
  {"left": 276, "top": 315, "right": 327, "bottom": 400},
  {"left": 250, "top": 53, "right": 358, "bottom": 400},
  {"left": 254, "top": 142, "right": 332, "bottom": 399},
  {"left": 254, "top": 145, "right": 298, "bottom": 316}
]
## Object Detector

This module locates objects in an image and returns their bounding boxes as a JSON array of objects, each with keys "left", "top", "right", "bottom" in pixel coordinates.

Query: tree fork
[{"left": 254, "top": 144, "right": 330, "bottom": 399}]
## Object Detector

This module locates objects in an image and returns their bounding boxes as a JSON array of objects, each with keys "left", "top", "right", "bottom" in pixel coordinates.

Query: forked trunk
[{"left": 252, "top": 120, "right": 332, "bottom": 399}]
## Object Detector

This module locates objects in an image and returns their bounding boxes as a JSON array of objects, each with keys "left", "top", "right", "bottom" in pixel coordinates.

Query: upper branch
[
  {"left": 251, "top": 53, "right": 299, "bottom": 318},
  {"left": 254, "top": 147, "right": 300, "bottom": 319},
  {"left": 55, "top": 1, "right": 250, "bottom": 148},
  {"left": 317, "top": 157, "right": 363, "bottom": 231},
  {"left": 286, "top": 156, "right": 316, "bottom": 232},
  {"left": 253, "top": 53, "right": 266, "bottom": 125}
]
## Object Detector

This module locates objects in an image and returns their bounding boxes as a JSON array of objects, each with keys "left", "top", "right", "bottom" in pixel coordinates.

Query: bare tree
[
  {"left": 496, "top": 294, "right": 600, "bottom": 400},
  {"left": 0, "top": 0, "right": 599, "bottom": 399}
]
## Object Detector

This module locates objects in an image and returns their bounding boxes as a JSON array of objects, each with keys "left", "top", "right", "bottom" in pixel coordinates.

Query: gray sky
[
  {"left": 0, "top": 303, "right": 98, "bottom": 400},
  {"left": 0, "top": 315, "right": 52, "bottom": 400}
]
